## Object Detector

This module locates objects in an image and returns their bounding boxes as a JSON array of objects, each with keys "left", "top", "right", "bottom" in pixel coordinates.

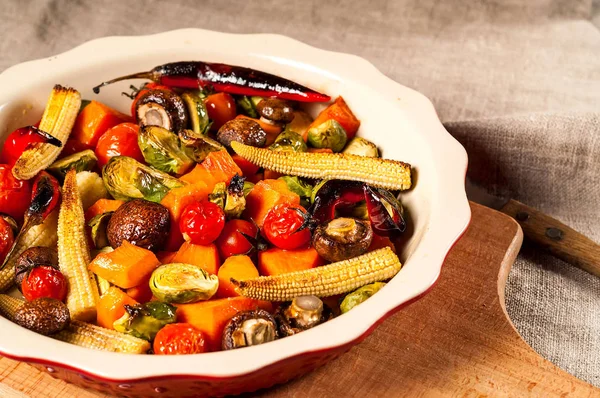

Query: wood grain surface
[
  {"left": 0, "top": 203, "right": 597, "bottom": 397},
  {"left": 501, "top": 199, "right": 600, "bottom": 277}
]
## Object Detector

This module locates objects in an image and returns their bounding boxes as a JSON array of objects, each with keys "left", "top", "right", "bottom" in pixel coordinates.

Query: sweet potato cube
[
  {"left": 97, "top": 287, "right": 138, "bottom": 330},
  {"left": 242, "top": 179, "right": 300, "bottom": 227},
  {"left": 258, "top": 247, "right": 324, "bottom": 276},
  {"left": 72, "top": 101, "right": 132, "bottom": 147},
  {"left": 217, "top": 255, "right": 259, "bottom": 298},
  {"left": 172, "top": 242, "right": 220, "bottom": 276}
]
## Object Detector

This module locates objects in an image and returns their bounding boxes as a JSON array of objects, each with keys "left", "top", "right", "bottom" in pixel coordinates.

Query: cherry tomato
[
  {"left": 0, "top": 126, "right": 46, "bottom": 167},
  {"left": 216, "top": 219, "right": 258, "bottom": 259},
  {"left": 180, "top": 201, "right": 225, "bottom": 246},
  {"left": 262, "top": 204, "right": 311, "bottom": 250},
  {"left": 21, "top": 266, "right": 67, "bottom": 302},
  {"left": 0, "top": 218, "right": 14, "bottom": 264},
  {"left": 153, "top": 323, "right": 207, "bottom": 355},
  {"left": 95, "top": 122, "right": 144, "bottom": 168},
  {"left": 0, "top": 164, "right": 32, "bottom": 222},
  {"left": 205, "top": 93, "right": 236, "bottom": 131},
  {"left": 130, "top": 83, "right": 171, "bottom": 120}
]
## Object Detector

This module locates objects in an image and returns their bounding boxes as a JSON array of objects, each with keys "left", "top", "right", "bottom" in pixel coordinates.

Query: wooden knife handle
[{"left": 500, "top": 199, "right": 600, "bottom": 277}]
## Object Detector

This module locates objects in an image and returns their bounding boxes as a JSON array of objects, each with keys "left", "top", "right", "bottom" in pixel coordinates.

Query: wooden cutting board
[{"left": 0, "top": 203, "right": 597, "bottom": 397}]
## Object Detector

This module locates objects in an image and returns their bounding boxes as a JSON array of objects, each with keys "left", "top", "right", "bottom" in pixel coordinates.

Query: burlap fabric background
[{"left": 1, "top": 0, "right": 598, "bottom": 388}]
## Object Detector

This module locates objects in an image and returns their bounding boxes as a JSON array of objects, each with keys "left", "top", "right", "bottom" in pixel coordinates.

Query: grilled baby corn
[
  {"left": 58, "top": 169, "right": 100, "bottom": 322},
  {"left": 231, "top": 141, "right": 412, "bottom": 191},
  {"left": 232, "top": 247, "right": 401, "bottom": 301},
  {"left": 12, "top": 85, "right": 81, "bottom": 180},
  {"left": 0, "top": 295, "right": 149, "bottom": 354}
]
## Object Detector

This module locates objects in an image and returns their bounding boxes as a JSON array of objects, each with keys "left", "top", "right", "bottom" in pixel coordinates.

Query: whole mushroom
[
  {"left": 136, "top": 89, "right": 188, "bottom": 133},
  {"left": 216, "top": 118, "right": 266, "bottom": 148},
  {"left": 222, "top": 309, "right": 278, "bottom": 350},
  {"left": 275, "top": 295, "right": 333, "bottom": 337},
  {"left": 14, "top": 297, "right": 70, "bottom": 335},
  {"left": 256, "top": 98, "right": 295, "bottom": 125},
  {"left": 312, "top": 217, "right": 373, "bottom": 262}
]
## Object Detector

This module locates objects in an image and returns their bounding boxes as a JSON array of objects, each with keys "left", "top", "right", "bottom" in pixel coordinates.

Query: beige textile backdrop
[{"left": 0, "top": 0, "right": 599, "bottom": 388}]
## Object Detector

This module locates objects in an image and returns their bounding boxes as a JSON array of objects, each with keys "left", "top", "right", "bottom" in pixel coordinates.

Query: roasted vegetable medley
[{"left": 0, "top": 60, "right": 412, "bottom": 355}]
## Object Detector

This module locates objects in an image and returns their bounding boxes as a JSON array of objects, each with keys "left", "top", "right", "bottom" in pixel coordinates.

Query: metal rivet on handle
[
  {"left": 545, "top": 227, "right": 564, "bottom": 241},
  {"left": 516, "top": 212, "right": 530, "bottom": 222}
]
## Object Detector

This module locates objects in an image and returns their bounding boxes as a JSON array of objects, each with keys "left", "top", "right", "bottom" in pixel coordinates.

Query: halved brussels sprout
[
  {"left": 342, "top": 137, "right": 379, "bottom": 157},
  {"left": 48, "top": 149, "right": 98, "bottom": 180},
  {"left": 236, "top": 95, "right": 259, "bottom": 118},
  {"left": 88, "top": 211, "right": 113, "bottom": 249},
  {"left": 279, "top": 176, "right": 313, "bottom": 207},
  {"left": 178, "top": 129, "right": 225, "bottom": 162},
  {"left": 182, "top": 92, "right": 211, "bottom": 135},
  {"left": 113, "top": 301, "right": 177, "bottom": 341},
  {"left": 102, "top": 156, "right": 184, "bottom": 203},
  {"left": 269, "top": 130, "right": 307, "bottom": 152},
  {"left": 208, "top": 175, "right": 246, "bottom": 219},
  {"left": 138, "top": 126, "right": 194, "bottom": 175},
  {"left": 340, "top": 282, "right": 386, "bottom": 314},
  {"left": 307, "top": 120, "right": 347, "bottom": 152},
  {"left": 150, "top": 263, "right": 219, "bottom": 303}
]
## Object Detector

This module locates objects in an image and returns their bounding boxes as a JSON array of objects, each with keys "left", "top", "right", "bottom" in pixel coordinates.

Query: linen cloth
[{"left": 1, "top": 0, "right": 599, "bottom": 387}]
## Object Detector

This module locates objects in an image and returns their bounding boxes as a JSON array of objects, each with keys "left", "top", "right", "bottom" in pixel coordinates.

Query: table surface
[{"left": 0, "top": 203, "right": 597, "bottom": 397}]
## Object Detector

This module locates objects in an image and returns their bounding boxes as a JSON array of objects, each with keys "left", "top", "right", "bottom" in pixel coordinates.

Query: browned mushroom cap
[
  {"left": 14, "top": 247, "right": 59, "bottom": 292},
  {"left": 312, "top": 217, "right": 373, "bottom": 263},
  {"left": 14, "top": 297, "right": 70, "bottom": 335},
  {"left": 222, "top": 309, "right": 278, "bottom": 350},
  {"left": 107, "top": 199, "right": 170, "bottom": 250},
  {"left": 216, "top": 118, "right": 267, "bottom": 148},
  {"left": 275, "top": 296, "right": 333, "bottom": 337},
  {"left": 256, "top": 99, "right": 295, "bottom": 124},
  {"left": 136, "top": 89, "right": 188, "bottom": 133}
]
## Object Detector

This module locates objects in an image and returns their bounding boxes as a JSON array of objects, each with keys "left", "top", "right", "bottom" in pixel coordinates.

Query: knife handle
[{"left": 500, "top": 199, "right": 600, "bottom": 277}]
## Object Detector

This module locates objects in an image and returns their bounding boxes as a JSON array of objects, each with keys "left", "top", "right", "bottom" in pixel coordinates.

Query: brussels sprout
[
  {"left": 113, "top": 301, "right": 177, "bottom": 341},
  {"left": 342, "top": 137, "right": 379, "bottom": 157},
  {"left": 279, "top": 176, "right": 313, "bottom": 207},
  {"left": 236, "top": 96, "right": 259, "bottom": 118},
  {"left": 150, "top": 263, "right": 219, "bottom": 303},
  {"left": 138, "top": 126, "right": 194, "bottom": 175},
  {"left": 102, "top": 156, "right": 184, "bottom": 203},
  {"left": 209, "top": 175, "right": 246, "bottom": 219},
  {"left": 269, "top": 130, "right": 307, "bottom": 152},
  {"left": 178, "top": 129, "right": 225, "bottom": 162},
  {"left": 48, "top": 150, "right": 98, "bottom": 180},
  {"left": 285, "top": 110, "right": 313, "bottom": 137},
  {"left": 182, "top": 92, "right": 211, "bottom": 135},
  {"left": 307, "top": 120, "right": 347, "bottom": 152},
  {"left": 340, "top": 282, "right": 386, "bottom": 314},
  {"left": 243, "top": 181, "right": 255, "bottom": 197},
  {"left": 87, "top": 211, "right": 113, "bottom": 249}
]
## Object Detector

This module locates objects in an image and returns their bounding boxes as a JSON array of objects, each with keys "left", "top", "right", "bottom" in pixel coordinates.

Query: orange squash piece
[
  {"left": 84, "top": 199, "right": 124, "bottom": 222},
  {"left": 88, "top": 241, "right": 161, "bottom": 289},
  {"left": 303, "top": 96, "right": 360, "bottom": 141},
  {"left": 160, "top": 181, "right": 210, "bottom": 222},
  {"left": 175, "top": 297, "right": 273, "bottom": 351},
  {"left": 72, "top": 101, "right": 132, "bottom": 148},
  {"left": 231, "top": 154, "right": 260, "bottom": 177},
  {"left": 258, "top": 247, "right": 325, "bottom": 276},
  {"left": 369, "top": 234, "right": 397, "bottom": 253},
  {"left": 172, "top": 242, "right": 220, "bottom": 275},
  {"left": 179, "top": 164, "right": 217, "bottom": 187},
  {"left": 201, "top": 150, "right": 243, "bottom": 185},
  {"left": 126, "top": 274, "right": 153, "bottom": 303},
  {"left": 217, "top": 255, "right": 259, "bottom": 298},
  {"left": 235, "top": 115, "right": 281, "bottom": 145},
  {"left": 243, "top": 179, "right": 300, "bottom": 227},
  {"left": 97, "top": 287, "right": 138, "bottom": 330}
]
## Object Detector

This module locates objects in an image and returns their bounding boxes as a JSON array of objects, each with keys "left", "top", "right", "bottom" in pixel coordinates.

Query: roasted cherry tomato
[
  {"left": 130, "top": 83, "right": 172, "bottom": 121},
  {"left": 0, "top": 164, "right": 32, "bottom": 221},
  {"left": 205, "top": 93, "right": 236, "bottom": 131},
  {"left": 216, "top": 219, "right": 258, "bottom": 259},
  {"left": 180, "top": 201, "right": 226, "bottom": 246},
  {"left": 0, "top": 217, "right": 14, "bottom": 264},
  {"left": 95, "top": 122, "right": 144, "bottom": 168},
  {"left": 21, "top": 266, "right": 68, "bottom": 302},
  {"left": 262, "top": 204, "right": 311, "bottom": 250},
  {"left": 0, "top": 125, "right": 46, "bottom": 167},
  {"left": 153, "top": 323, "right": 207, "bottom": 355}
]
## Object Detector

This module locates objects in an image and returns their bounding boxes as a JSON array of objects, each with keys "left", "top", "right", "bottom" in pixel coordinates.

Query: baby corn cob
[
  {"left": 75, "top": 171, "right": 109, "bottom": 210},
  {"left": 58, "top": 169, "right": 100, "bottom": 322},
  {"left": 231, "top": 141, "right": 412, "bottom": 191},
  {"left": 12, "top": 85, "right": 81, "bottom": 180},
  {"left": 0, "top": 295, "right": 149, "bottom": 354},
  {"left": 0, "top": 210, "right": 59, "bottom": 292},
  {"left": 232, "top": 247, "right": 401, "bottom": 301}
]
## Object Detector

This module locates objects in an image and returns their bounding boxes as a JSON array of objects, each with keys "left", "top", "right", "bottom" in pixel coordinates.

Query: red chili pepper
[{"left": 93, "top": 61, "right": 331, "bottom": 103}]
